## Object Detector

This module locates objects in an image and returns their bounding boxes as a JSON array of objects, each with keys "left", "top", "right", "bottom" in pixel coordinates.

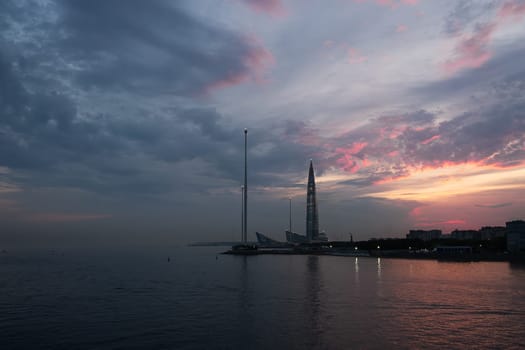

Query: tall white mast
[
  {"left": 243, "top": 128, "right": 248, "bottom": 243},
  {"left": 289, "top": 198, "right": 292, "bottom": 233}
]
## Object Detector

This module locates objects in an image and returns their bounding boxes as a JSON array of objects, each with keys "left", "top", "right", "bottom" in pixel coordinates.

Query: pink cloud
[
  {"left": 396, "top": 24, "right": 408, "bottom": 32},
  {"left": 420, "top": 134, "right": 440, "bottom": 145},
  {"left": 409, "top": 206, "right": 473, "bottom": 231},
  {"left": 337, "top": 158, "right": 360, "bottom": 173},
  {"left": 205, "top": 37, "right": 274, "bottom": 93},
  {"left": 380, "top": 124, "right": 410, "bottom": 139},
  {"left": 348, "top": 47, "right": 367, "bottom": 64},
  {"left": 400, "top": 0, "right": 418, "bottom": 5},
  {"left": 240, "top": 0, "right": 286, "bottom": 16},
  {"left": 289, "top": 103, "right": 524, "bottom": 187},
  {"left": 410, "top": 206, "right": 426, "bottom": 219},
  {"left": 498, "top": 0, "right": 525, "bottom": 21},
  {"left": 442, "top": 1, "right": 525, "bottom": 76},
  {"left": 336, "top": 142, "right": 368, "bottom": 173},
  {"left": 344, "top": 142, "right": 368, "bottom": 155},
  {"left": 388, "top": 150, "right": 399, "bottom": 157},
  {"left": 415, "top": 219, "right": 467, "bottom": 229},
  {"left": 443, "top": 219, "right": 467, "bottom": 225},
  {"left": 442, "top": 23, "right": 496, "bottom": 75},
  {"left": 372, "top": 173, "right": 411, "bottom": 185},
  {"left": 244, "top": 42, "right": 275, "bottom": 82}
]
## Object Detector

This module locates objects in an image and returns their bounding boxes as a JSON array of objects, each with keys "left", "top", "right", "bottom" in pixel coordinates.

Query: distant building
[
  {"left": 406, "top": 229, "right": 442, "bottom": 241},
  {"left": 317, "top": 230, "right": 328, "bottom": 242},
  {"left": 306, "top": 160, "right": 320, "bottom": 242},
  {"left": 479, "top": 226, "right": 506, "bottom": 240},
  {"left": 283, "top": 161, "right": 329, "bottom": 244},
  {"left": 256, "top": 232, "right": 290, "bottom": 248},
  {"left": 451, "top": 229, "right": 480, "bottom": 240},
  {"left": 286, "top": 230, "right": 309, "bottom": 244},
  {"left": 256, "top": 232, "right": 279, "bottom": 244},
  {"left": 506, "top": 220, "right": 525, "bottom": 254}
]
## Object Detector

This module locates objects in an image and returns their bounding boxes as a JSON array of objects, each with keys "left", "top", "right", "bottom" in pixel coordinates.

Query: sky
[{"left": 1, "top": 0, "right": 524, "bottom": 245}]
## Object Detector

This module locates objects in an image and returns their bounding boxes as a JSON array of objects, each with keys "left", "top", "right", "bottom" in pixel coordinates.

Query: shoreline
[{"left": 222, "top": 247, "right": 524, "bottom": 263}]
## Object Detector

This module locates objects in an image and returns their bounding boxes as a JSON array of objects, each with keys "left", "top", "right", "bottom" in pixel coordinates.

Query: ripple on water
[{"left": 1, "top": 250, "right": 525, "bottom": 349}]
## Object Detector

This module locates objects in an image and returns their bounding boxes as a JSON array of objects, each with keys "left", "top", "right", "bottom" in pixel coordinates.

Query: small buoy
[
  {"left": 216, "top": 255, "right": 218, "bottom": 260},
  {"left": 168, "top": 257, "right": 170, "bottom": 262}
]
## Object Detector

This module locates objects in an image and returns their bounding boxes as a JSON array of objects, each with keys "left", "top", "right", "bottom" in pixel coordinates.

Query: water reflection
[
  {"left": 227, "top": 254, "right": 525, "bottom": 349},
  {"left": 306, "top": 255, "right": 320, "bottom": 308},
  {"left": 354, "top": 257, "right": 359, "bottom": 285},
  {"left": 3, "top": 248, "right": 525, "bottom": 349},
  {"left": 236, "top": 255, "right": 253, "bottom": 344},
  {"left": 305, "top": 256, "right": 322, "bottom": 347},
  {"left": 239, "top": 255, "right": 248, "bottom": 301}
]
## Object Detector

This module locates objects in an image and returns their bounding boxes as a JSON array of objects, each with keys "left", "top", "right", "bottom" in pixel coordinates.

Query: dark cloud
[
  {"left": 1, "top": 0, "right": 273, "bottom": 95},
  {"left": 0, "top": 45, "right": 130, "bottom": 171},
  {"left": 0, "top": 44, "right": 311, "bottom": 194},
  {"left": 55, "top": 0, "right": 268, "bottom": 95},
  {"left": 0, "top": 45, "right": 311, "bottom": 196},
  {"left": 176, "top": 108, "right": 235, "bottom": 142},
  {"left": 475, "top": 202, "right": 513, "bottom": 208},
  {"left": 415, "top": 46, "right": 525, "bottom": 103},
  {"left": 376, "top": 110, "right": 436, "bottom": 126},
  {"left": 431, "top": 103, "right": 524, "bottom": 167},
  {"left": 338, "top": 177, "right": 383, "bottom": 187},
  {"left": 0, "top": 0, "right": 291, "bottom": 197},
  {"left": 0, "top": 0, "right": 522, "bottom": 242},
  {"left": 443, "top": 1, "right": 497, "bottom": 36}
]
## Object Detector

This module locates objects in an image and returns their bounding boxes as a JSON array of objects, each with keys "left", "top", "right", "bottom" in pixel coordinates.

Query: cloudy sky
[{"left": 1, "top": 0, "right": 524, "bottom": 245}]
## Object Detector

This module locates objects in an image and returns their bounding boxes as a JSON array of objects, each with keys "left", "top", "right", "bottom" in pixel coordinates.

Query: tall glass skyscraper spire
[{"left": 306, "top": 160, "right": 319, "bottom": 242}]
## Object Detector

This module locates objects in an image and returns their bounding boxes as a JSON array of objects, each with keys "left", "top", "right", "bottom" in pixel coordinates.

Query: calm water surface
[{"left": 1, "top": 246, "right": 525, "bottom": 349}]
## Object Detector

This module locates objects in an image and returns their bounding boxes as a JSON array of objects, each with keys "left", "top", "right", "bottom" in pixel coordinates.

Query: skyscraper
[{"left": 306, "top": 160, "right": 319, "bottom": 241}]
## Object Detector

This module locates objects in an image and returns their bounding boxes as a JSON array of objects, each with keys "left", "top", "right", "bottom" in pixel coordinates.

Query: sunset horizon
[{"left": 1, "top": 0, "right": 524, "bottom": 243}]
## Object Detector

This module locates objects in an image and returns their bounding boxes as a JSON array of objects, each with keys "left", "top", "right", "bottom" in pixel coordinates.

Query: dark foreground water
[{"left": 2, "top": 246, "right": 525, "bottom": 349}]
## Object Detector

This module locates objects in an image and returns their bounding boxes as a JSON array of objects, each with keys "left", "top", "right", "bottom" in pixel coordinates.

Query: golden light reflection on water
[
  {"left": 377, "top": 257, "right": 381, "bottom": 279},
  {"left": 354, "top": 257, "right": 359, "bottom": 285},
  {"left": 316, "top": 256, "right": 525, "bottom": 348}
]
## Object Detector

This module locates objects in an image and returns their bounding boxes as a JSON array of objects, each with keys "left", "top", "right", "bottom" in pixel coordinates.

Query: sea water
[{"left": 2, "top": 245, "right": 525, "bottom": 349}]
